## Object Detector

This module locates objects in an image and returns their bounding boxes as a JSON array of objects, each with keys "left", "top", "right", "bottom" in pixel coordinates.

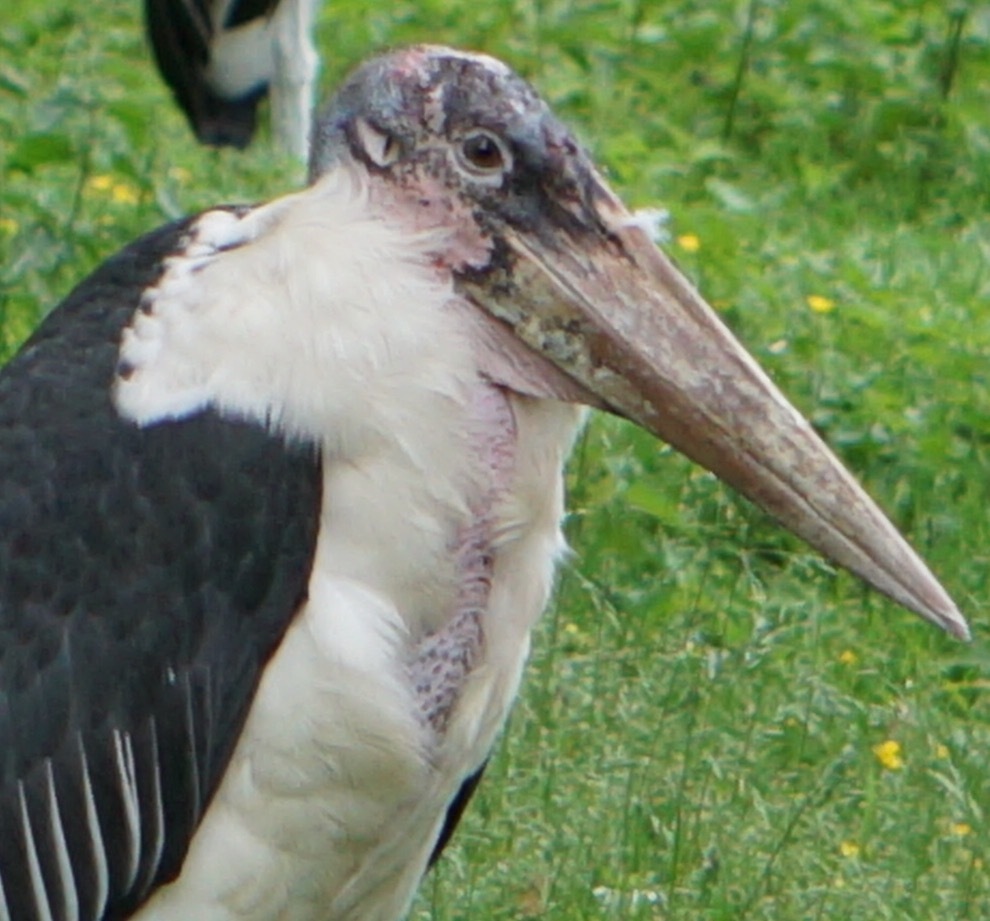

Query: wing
[
  {"left": 0, "top": 217, "right": 322, "bottom": 920},
  {"left": 223, "top": 0, "right": 283, "bottom": 28},
  {"left": 144, "top": 0, "right": 280, "bottom": 148},
  {"left": 428, "top": 762, "right": 487, "bottom": 869}
]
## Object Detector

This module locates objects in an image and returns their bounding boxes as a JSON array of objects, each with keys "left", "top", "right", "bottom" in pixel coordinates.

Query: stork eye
[{"left": 456, "top": 131, "right": 512, "bottom": 179}]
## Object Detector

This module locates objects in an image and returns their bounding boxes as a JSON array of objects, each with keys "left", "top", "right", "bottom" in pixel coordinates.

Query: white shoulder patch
[
  {"left": 113, "top": 167, "right": 458, "bottom": 444},
  {"left": 114, "top": 211, "right": 247, "bottom": 425}
]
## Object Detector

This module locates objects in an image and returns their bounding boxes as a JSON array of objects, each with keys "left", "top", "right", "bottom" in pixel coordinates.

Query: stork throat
[{"left": 408, "top": 383, "right": 516, "bottom": 733}]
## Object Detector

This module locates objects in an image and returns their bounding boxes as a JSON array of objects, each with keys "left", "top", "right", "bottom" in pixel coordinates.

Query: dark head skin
[{"left": 309, "top": 47, "right": 607, "bottom": 244}]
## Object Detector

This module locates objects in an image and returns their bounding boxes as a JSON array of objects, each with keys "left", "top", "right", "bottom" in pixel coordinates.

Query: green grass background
[{"left": 2, "top": 1, "right": 990, "bottom": 918}]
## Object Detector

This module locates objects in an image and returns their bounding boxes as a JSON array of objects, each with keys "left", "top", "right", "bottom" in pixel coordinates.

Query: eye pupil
[{"left": 463, "top": 133, "right": 504, "bottom": 170}]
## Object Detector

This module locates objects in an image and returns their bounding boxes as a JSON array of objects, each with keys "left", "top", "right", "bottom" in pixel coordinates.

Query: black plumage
[
  {"left": 0, "top": 218, "right": 322, "bottom": 919},
  {"left": 428, "top": 763, "right": 486, "bottom": 869},
  {"left": 144, "top": 0, "right": 282, "bottom": 148}
]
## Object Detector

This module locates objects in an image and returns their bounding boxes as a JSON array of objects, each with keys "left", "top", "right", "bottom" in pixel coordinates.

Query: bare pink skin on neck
[{"left": 408, "top": 382, "right": 516, "bottom": 734}]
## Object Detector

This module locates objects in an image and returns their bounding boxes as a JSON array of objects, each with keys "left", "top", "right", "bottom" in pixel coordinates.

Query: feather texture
[{"left": 0, "top": 218, "right": 322, "bottom": 919}]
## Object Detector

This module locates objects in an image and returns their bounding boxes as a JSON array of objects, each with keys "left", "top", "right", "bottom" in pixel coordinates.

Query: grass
[{"left": 2, "top": 1, "right": 990, "bottom": 918}]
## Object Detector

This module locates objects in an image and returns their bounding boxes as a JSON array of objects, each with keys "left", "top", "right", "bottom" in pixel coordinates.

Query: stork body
[
  {"left": 0, "top": 46, "right": 967, "bottom": 920},
  {"left": 144, "top": 0, "right": 320, "bottom": 156},
  {"left": 120, "top": 180, "right": 582, "bottom": 919}
]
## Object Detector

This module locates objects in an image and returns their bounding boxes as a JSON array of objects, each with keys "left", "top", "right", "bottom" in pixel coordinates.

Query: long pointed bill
[{"left": 458, "top": 177, "right": 969, "bottom": 640}]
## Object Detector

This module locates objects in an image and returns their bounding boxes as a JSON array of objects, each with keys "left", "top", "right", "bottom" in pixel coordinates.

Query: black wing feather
[
  {"left": 144, "top": 0, "right": 279, "bottom": 148},
  {"left": 0, "top": 218, "right": 322, "bottom": 920},
  {"left": 225, "top": 0, "right": 282, "bottom": 29},
  {"left": 428, "top": 762, "right": 487, "bottom": 869}
]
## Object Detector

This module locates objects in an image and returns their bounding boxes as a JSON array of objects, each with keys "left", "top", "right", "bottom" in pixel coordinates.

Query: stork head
[{"left": 309, "top": 45, "right": 968, "bottom": 639}]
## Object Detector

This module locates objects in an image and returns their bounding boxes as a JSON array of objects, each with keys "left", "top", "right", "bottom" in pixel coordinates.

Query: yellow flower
[
  {"left": 806, "top": 294, "right": 835, "bottom": 314},
  {"left": 86, "top": 174, "right": 114, "bottom": 192},
  {"left": 86, "top": 174, "right": 140, "bottom": 205},
  {"left": 873, "top": 739, "right": 904, "bottom": 770},
  {"left": 0, "top": 217, "right": 18, "bottom": 236},
  {"left": 936, "top": 743, "right": 950, "bottom": 759},
  {"left": 677, "top": 233, "right": 701, "bottom": 253},
  {"left": 839, "top": 841, "right": 860, "bottom": 858},
  {"left": 951, "top": 822, "right": 973, "bottom": 837},
  {"left": 110, "top": 182, "right": 140, "bottom": 205},
  {"left": 838, "top": 649, "right": 857, "bottom": 665}
]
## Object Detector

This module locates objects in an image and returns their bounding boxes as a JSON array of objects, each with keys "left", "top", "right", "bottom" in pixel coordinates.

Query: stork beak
[{"left": 457, "top": 173, "right": 969, "bottom": 640}]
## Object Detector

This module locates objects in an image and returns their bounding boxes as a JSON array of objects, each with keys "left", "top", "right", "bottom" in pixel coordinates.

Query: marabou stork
[
  {"left": 0, "top": 45, "right": 968, "bottom": 921},
  {"left": 144, "top": 0, "right": 320, "bottom": 156}
]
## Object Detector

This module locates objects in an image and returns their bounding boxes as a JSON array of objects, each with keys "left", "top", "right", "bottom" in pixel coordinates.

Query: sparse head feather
[
  {"left": 309, "top": 46, "right": 540, "bottom": 178},
  {"left": 307, "top": 45, "right": 610, "bottom": 252}
]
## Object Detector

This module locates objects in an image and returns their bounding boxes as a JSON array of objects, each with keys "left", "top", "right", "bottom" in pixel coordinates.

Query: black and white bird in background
[
  {"left": 144, "top": 0, "right": 320, "bottom": 156},
  {"left": 0, "top": 45, "right": 968, "bottom": 921}
]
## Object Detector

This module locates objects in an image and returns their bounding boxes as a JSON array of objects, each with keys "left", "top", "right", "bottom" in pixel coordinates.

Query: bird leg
[{"left": 270, "top": 0, "right": 320, "bottom": 160}]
